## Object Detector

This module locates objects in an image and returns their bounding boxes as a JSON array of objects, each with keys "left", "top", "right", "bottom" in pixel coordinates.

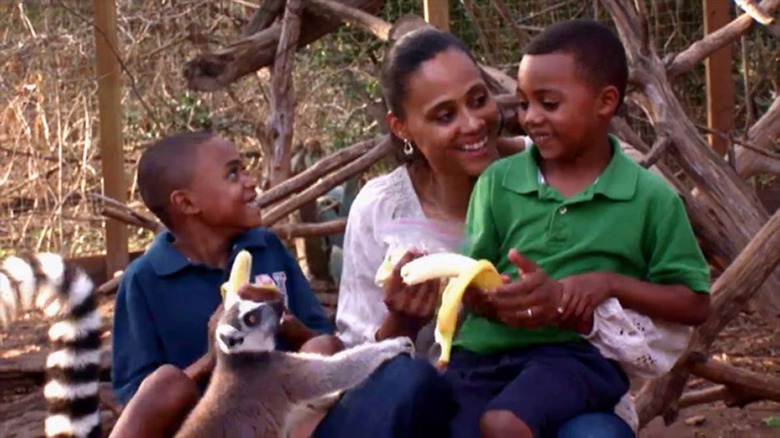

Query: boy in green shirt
[{"left": 447, "top": 19, "right": 711, "bottom": 438}]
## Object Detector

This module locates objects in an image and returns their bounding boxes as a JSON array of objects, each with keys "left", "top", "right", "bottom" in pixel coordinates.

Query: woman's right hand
[{"left": 376, "top": 250, "right": 441, "bottom": 340}]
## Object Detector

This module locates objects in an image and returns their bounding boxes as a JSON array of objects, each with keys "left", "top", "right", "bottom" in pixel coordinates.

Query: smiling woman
[
  {"left": 332, "top": 27, "right": 637, "bottom": 438},
  {"left": 337, "top": 28, "right": 506, "bottom": 354}
]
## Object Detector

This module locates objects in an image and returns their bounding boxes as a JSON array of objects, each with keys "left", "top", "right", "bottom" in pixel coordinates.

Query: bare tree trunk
[{"left": 600, "top": 0, "right": 780, "bottom": 327}]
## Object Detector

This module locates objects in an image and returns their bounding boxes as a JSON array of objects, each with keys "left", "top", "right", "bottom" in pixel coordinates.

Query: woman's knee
[{"left": 480, "top": 410, "right": 533, "bottom": 438}]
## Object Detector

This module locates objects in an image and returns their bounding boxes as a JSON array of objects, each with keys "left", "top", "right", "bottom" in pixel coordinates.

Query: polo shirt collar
[
  {"left": 147, "top": 229, "right": 268, "bottom": 277},
  {"left": 502, "top": 135, "right": 638, "bottom": 201}
]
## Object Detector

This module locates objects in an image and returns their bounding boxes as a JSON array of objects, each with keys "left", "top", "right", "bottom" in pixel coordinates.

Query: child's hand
[
  {"left": 463, "top": 285, "right": 497, "bottom": 319},
  {"left": 382, "top": 250, "right": 441, "bottom": 324},
  {"left": 486, "top": 249, "right": 563, "bottom": 329},
  {"left": 558, "top": 272, "right": 613, "bottom": 324}
]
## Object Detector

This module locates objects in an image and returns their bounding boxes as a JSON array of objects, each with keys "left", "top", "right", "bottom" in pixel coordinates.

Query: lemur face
[{"left": 216, "top": 298, "right": 284, "bottom": 354}]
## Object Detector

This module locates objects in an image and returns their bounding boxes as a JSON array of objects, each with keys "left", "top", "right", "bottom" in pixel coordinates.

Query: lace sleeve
[{"left": 584, "top": 298, "right": 692, "bottom": 379}]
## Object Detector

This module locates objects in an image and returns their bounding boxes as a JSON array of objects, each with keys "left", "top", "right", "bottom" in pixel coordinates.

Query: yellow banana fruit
[
  {"left": 399, "top": 253, "right": 480, "bottom": 285},
  {"left": 430, "top": 256, "right": 503, "bottom": 368},
  {"left": 376, "top": 251, "right": 504, "bottom": 368},
  {"left": 221, "top": 250, "right": 253, "bottom": 308},
  {"left": 374, "top": 247, "right": 413, "bottom": 286}
]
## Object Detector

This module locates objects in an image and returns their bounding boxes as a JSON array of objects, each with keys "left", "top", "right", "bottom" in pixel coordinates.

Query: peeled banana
[
  {"left": 376, "top": 251, "right": 504, "bottom": 368},
  {"left": 374, "top": 247, "right": 414, "bottom": 286},
  {"left": 221, "top": 250, "right": 253, "bottom": 308}
]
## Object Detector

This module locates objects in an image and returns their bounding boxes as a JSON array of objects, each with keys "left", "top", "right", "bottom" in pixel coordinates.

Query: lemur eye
[{"left": 243, "top": 312, "right": 258, "bottom": 327}]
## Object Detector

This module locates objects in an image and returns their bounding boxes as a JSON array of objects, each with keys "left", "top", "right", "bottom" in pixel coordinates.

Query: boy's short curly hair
[
  {"left": 136, "top": 130, "right": 215, "bottom": 228},
  {"left": 524, "top": 19, "right": 628, "bottom": 108}
]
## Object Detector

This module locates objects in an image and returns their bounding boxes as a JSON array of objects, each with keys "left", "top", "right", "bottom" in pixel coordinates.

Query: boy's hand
[
  {"left": 382, "top": 250, "right": 441, "bottom": 325},
  {"left": 462, "top": 285, "right": 497, "bottom": 319},
  {"left": 486, "top": 249, "right": 562, "bottom": 329},
  {"left": 558, "top": 272, "right": 613, "bottom": 324}
]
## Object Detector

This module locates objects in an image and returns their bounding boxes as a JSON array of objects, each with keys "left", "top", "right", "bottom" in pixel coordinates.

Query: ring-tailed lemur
[
  {"left": 0, "top": 253, "right": 102, "bottom": 438},
  {"left": 175, "top": 297, "right": 415, "bottom": 438}
]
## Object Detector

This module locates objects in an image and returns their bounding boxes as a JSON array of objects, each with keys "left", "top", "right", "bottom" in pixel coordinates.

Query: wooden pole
[
  {"left": 93, "top": 0, "right": 128, "bottom": 277},
  {"left": 423, "top": 0, "right": 450, "bottom": 31},
  {"left": 703, "top": 0, "right": 735, "bottom": 155}
]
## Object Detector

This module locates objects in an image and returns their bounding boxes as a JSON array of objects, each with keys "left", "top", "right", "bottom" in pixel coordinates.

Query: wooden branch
[
  {"left": 678, "top": 385, "right": 729, "bottom": 408},
  {"left": 603, "top": 0, "right": 780, "bottom": 324},
  {"left": 101, "top": 207, "right": 163, "bottom": 234},
  {"left": 265, "top": 0, "right": 303, "bottom": 186},
  {"left": 639, "top": 132, "right": 672, "bottom": 168},
  {"left": 242, "top": 0, "right": 286, "bottom": 37},
  {"left": 91, "top": 193, "right": 165, "bottom": 233},
  {"left": 736, "top": 96, "right": 780, "bottom": 177},
  {"left": 678, "top": 385, "right": 761, "bottom": 409},
  {"left": 258, "top": 136, "right": 381, "bottom": 208},
  {"left": 263, "top": 136, "right": 393, "bottom": 225},
  {"left": 490, "top": 0, "right": 529, "bottom": 47},
  {"left": 690, "top": 358, "right": 780, "bottom": 403},
  {"left": 184, "top": 0, "right": 384, "bottom": 91},
  {"left": 667, "top": 0, "right": 780, "bottom": 79},
  {"left": 273, "top": 217, "right": 347, "bottom": 240},
  {"left": 460, "top": 0, "right": 499, "bottom": 66},
  {"left": 636, "top": 210, "right": 780, "bottom": 427},
  {"left": 97, "top": 275, "right": 122, "bottom": 295},
  {"left": 734, "top": 0, "right": 776, "bottom": 24},
  {"left": 307, "top": 0, "right": 392, "bottom": 40}
]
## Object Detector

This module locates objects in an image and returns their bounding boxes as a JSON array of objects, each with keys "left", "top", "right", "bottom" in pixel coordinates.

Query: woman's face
[{"left": 389, "top": 48, "right": 500, "bottom": 177}]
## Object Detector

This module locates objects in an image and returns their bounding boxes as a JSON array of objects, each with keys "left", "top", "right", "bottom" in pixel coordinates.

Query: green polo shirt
[{"left": 454, "top": 136, "right": 710, "bottom": 354}]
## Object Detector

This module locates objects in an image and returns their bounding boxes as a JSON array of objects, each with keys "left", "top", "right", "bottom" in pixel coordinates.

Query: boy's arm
[
  {"left": 564, "top": 193, "right": 711, "bottom": 326},
  {"left": 111, "top": 271, "right": 166, "bottom": 404}
]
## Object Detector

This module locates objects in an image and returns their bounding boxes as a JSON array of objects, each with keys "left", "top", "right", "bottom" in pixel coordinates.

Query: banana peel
[{"left": 377, "top": 251, "right": 503, "bottom": 368}]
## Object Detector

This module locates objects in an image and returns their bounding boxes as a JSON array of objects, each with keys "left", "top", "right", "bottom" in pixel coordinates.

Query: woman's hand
[
  {"left": 376, "top": 250, "right": 441, "bottom": 340},
  {"left": 485, "top": 249, "right": 563, "bottom": 329}
]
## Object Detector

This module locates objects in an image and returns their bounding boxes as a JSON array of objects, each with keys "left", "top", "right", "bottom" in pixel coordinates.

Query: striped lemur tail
[{"left": 0, "top": 253, "right": 102, "bottom": 438}]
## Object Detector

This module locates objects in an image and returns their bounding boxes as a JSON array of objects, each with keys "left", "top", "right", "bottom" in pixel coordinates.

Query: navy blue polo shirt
[{"left": 111, "top": 228, "right": 333, "bottom": 404}]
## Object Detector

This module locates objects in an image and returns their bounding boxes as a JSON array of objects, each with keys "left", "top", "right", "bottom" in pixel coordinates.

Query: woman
[{"left": 335, "top": 27, "right": 645, "bottom": 437}]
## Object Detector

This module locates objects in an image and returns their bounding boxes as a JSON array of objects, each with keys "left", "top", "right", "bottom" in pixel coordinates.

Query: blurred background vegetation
[{"left": 1, "top": 0, "right": 777, "bottom": 261}]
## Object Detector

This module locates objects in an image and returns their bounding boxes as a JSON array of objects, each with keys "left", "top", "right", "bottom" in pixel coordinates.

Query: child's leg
[
  {"left": 480, "top": 342, "right": 629, "bottom": 438},
  {"left": 444, "top": 348, "right": 524, "bottom": 438},
  {"left": 109, "top": 365, "right": 200, "bottom": 438}
]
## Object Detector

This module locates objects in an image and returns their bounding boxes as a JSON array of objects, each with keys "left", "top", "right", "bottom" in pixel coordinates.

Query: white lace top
[{"left": 335, "top": 142, "right": 692, "bottom": 431}]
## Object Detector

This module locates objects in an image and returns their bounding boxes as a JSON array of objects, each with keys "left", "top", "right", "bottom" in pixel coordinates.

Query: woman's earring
[{"left": 403, "top": 138, "right": 414, "bottom": 156}]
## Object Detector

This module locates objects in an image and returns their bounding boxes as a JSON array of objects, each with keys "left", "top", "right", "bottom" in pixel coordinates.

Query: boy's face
[
  {"left": 179, "top": 137, "right": 263, "bottom": 232},
  {"left": 516, "top": 52, "right": 616, "bottom": 161}
]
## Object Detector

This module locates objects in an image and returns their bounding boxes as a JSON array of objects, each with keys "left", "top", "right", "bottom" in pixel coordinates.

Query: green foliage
[
  {"left": 173, "top": 91, "right": 212, "bottom": 131},
  {"left": 764, "top": 416, "right": 780, "bottom": 428}
]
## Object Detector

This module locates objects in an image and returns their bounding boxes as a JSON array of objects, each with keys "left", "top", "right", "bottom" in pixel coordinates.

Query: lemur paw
[{"left": 377, "top": 336, "right": 415, "bottom": 360}]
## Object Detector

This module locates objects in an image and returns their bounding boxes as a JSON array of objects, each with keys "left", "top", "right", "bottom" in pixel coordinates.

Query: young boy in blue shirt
[
  {"left": 450, "top": 20, "right": 711, "bottom": 437},
  {"left": 111, "top": 131, "right": 334, "bottom": 404},
  {"left": 110, "top": 131, "right": 453, "bottom": 438}
]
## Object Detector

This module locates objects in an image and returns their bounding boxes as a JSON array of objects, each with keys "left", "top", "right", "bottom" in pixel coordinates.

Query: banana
[
  {"left": 374, "top": 251, "right": 504, "bottom": 368},
  {"left": 399, "top": 253, "right": 480, "bottom": 285},
  {"left": 221, "top": 250, "right": 253, "bottom": 309},
  {"left": 374, "top": 246, "right": 413, "bottom": 286},
  {"left": 430, "top": 257, "right": 503, "bottom": 368}
]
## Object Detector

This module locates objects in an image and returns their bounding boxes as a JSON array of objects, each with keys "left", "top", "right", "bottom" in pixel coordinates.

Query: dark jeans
[
  {"left": 312, "top": 354, "right": 455, "bottom": 438},
  {"left": 311, "top": 348, "right": 634, "bottom": 438},
  {"left": 445, "top": 342, "right": 630, "bottom": 437}
]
